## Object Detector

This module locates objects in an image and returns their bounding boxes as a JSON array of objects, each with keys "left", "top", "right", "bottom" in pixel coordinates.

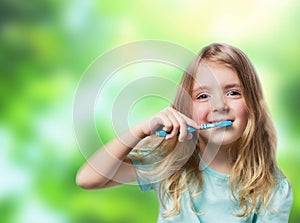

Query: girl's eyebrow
[
  {"left": 193, "top": 83, "right": 240, "bottom": 92},
  {"left": 224, "top": 83, "right": 241, "bottom": 90},
  {"left": 192, "top": 85, "right": 210, "bottom": 93}
]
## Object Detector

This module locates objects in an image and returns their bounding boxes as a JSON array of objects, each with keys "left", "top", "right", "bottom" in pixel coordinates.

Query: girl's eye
[
  {"left": 197, "top": 93, "right": 210, "bottom": 100},
  {"left": 227, "top": 90, "right": 241, "bottom": 97}
]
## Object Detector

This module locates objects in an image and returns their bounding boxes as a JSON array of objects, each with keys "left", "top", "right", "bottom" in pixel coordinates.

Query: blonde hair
[{"left": 132, "top": 43, "right": 278, "bottom": 218}]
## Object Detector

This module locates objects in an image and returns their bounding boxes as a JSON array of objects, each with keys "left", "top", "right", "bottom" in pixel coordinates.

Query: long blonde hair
[{"left": 132, "top": 43, "right": 278, "bottom": 218}]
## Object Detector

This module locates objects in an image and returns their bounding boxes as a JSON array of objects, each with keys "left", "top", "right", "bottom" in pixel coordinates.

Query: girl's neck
[{"left": 200, "top": 142, "right": 232, "bottom": 174}]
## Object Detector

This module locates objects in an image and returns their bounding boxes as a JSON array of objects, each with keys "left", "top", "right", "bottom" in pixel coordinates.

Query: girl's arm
[
  {"left": 76, "top": 107, "right": 200, "bottom": 190},
  {"left": 76, "top": 123, "right": 147, "bottom": 189}
]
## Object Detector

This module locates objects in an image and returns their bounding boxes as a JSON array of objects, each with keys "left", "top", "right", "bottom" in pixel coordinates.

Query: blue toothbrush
[{"left": 155, "top": 120, "right": 232, "bottom": 137}]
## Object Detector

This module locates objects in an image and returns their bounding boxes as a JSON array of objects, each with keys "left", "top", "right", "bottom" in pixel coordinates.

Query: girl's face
[{"left": 191, "top": 61, "right": 249, "bottom": 146}]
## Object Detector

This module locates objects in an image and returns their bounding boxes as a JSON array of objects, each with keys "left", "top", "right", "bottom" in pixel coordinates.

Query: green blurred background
[{"left": 1, "top": 0, "right": 299, "bottom": 222}]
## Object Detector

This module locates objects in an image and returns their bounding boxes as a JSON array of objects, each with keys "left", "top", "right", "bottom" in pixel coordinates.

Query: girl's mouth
[
  {"left": 200, "top": 120, "right": 232, "bottom": 130},
  {"left": 208, "top": 119, "right": 234, "bottom": 124}
]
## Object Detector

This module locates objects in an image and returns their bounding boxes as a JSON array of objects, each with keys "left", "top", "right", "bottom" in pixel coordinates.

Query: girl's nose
[{"left": 211, "top": 95, "right": 229, "bottom": 113}]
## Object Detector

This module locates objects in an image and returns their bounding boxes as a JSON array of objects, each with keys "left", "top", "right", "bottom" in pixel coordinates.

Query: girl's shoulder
[
  {"left": 258, "top": 169, "right": 293, "bottom": 220},
  {"left": 273, "top": 169, "right": 292, "bottom": 198}
]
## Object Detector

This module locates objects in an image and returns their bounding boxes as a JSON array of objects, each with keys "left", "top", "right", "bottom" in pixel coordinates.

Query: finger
[
  {"left": 172, "top": 112, "right": 188, "bottom": 142},
  {"left": 147, "top": 112, "right": 172, "bottom": 135},
  {"left": 163, "top": 107, "right": 193, "bottom": 141},
  {"left": 178, "top": 112, "right": 200, "bottom": 130},
  {"left": 186, "top": 133, "right": 193, "bottom": 140},
  {"left": 165, "top": 108, "right": 192, "bottom": 141},
  {"left": 163, "top": 110, "right": 180, "bottom": 140},
  {"left": 159, "top": 112, "right": 174, "bottom": 133}
]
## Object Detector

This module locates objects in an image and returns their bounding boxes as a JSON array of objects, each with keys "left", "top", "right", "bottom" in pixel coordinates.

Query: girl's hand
[{"left": 136, "top": 107, "right": 200, "bottom": 142}]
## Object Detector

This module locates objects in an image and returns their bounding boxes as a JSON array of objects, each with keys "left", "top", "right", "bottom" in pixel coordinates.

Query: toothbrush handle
[
  {"left": 155, "top": 121, "right": 232, "bottom": 137},
  {"left": 155, "top": 126, "right": 196, "bottom": 137}
]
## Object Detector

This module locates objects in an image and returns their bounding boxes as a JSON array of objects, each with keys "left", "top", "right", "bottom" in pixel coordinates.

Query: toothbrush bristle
[
  {"left": 155, "top": 120, "right": 233, "bottom": 137},
  {"left": 217, "top": 120, "right": 232, "bottom": 127}
]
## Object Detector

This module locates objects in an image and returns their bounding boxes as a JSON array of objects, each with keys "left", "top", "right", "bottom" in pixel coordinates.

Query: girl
[{"left": 76, "top": 43, "right": 293, "bottom": 222}]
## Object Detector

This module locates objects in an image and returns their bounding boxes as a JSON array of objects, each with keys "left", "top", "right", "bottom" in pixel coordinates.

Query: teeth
[
  {"left": 211, "top": 121, "right": 227, "bottom": 124},
  {"left": 210, "top": 120, "right": 232, "bottom": 123}
]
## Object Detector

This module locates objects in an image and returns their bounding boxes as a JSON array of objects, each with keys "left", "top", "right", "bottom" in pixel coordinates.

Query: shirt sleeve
[
  {"left": 128, "top": 148, "right": 158, "bottom": 192},
  {"left": 256, "top": 177, "right": 293, "bottom": 223},
  {"left": 130, "top": 157, "right": 153, "bottom": 192}
]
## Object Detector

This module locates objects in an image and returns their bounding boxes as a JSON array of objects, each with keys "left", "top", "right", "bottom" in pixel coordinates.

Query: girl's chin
[{"left": 199, "top": 134, "right": 238, "bottom": 146}]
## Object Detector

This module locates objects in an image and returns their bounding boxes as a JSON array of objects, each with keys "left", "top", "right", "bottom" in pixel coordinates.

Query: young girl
[{"left": 76, "top": 43, "right": 293, "bottom": 222}]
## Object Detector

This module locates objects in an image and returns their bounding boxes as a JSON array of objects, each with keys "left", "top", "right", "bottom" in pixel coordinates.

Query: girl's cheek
[
  {"left": 196, "top": 112, "right": 208, "bottom": 124},
  {"left": 192, "top": 103, "right": 208, "bottom": 123},
  {"left": 239, "top": 106, "right": 249, "bottom": 123},
  {"left": 234, "top": 101, "right": 249, "bottom": 120}
]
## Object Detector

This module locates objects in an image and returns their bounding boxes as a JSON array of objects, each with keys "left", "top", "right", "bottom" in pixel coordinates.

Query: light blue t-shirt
[{"left": 130, "top": 154, "right": 293, "bottom": 223}]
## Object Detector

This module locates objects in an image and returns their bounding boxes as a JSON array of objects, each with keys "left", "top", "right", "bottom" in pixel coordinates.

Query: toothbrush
[{"left": 155, "top": 120, "right": 232, "bottom": 137}]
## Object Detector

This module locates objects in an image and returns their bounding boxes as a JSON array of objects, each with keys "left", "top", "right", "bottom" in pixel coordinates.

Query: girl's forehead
[{"left": 193, "top": 61, "right": 240, "bottom": 89}]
